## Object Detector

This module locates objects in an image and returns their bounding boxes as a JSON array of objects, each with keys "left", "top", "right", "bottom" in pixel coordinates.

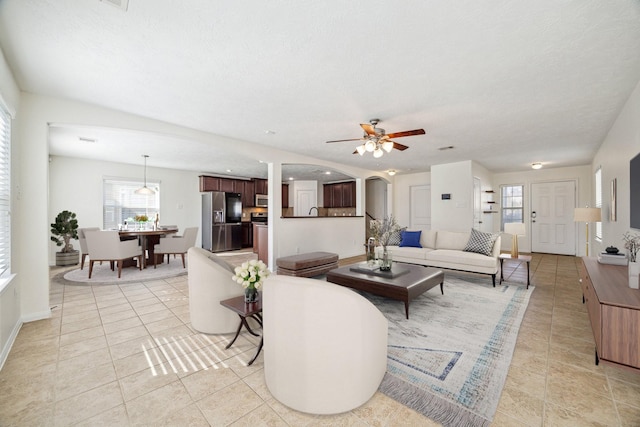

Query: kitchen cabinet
[
  {"left": 240, "top": 180, "right": 255, "bottom": 207},
  {"left": 219, "top": 178, "right": 236, "bottom": 193},
  {"left": 323, "top": 181, "right": 356, "bottom": 208},
  {"left": 282, "top": 184, "right": 289, "bottom": 208},
  {"left": 241, "top": 222, "right": 253, "bottom": 248},
  {"left": 199, "top": 176, "right": 220, "bottom": 192},
  {"left": 254, "top": 178, "right": 268, "bottom": 195}
]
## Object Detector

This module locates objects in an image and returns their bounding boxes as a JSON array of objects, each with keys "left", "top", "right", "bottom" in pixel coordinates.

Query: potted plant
[{"left": 51, "top": 210, "right": 80, "bottom": 266}]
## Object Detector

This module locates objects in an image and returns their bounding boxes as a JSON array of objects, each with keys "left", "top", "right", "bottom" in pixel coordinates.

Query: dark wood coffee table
[{"left": 326, "top": 263, "right": 444, "bottom": 319}]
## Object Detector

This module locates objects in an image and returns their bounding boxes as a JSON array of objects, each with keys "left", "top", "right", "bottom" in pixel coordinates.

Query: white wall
[
  {"left": 392, "top": 171, "right": 430, "bottom": 228},
  {"left": 431, "top": 161, "right": 474, "bottom": 232},
  {"left": 592, "top": 78, "right": 640, "bottom": 255},
  {"left": 49, "top": 156, "right": 203, "bottom": 264}
]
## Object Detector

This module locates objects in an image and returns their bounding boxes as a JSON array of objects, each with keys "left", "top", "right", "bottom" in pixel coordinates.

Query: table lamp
[
  {"left": 573, "top": 207, "right": 601, "bottom": 256},
  {"left": 504, "top": 222, "right": 526, "bottom": 258}
]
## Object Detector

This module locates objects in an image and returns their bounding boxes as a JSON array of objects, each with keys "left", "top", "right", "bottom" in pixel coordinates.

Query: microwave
[{"left": 255, "top": 194, "right": 268, "bottom": 207}]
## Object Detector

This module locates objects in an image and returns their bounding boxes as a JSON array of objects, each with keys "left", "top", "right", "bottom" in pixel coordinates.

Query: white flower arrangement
[{"left": 232, "top": 259, "right": 270, "bottom": 290}]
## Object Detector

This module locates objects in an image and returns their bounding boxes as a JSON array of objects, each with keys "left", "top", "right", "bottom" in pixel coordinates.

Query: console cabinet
[{"left": 579, "top": 257, "right": 640, "bottom": 371}]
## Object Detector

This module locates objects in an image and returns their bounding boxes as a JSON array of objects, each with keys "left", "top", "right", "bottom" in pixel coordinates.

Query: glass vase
[
  {"left": 244, "top": 286, "right": 259, "bottom": 303},
  {"left": 629, "top": 261, "right": 640, "bottom": 289},
  {"left": 380, "top": 248, "right": 393, "bottom": 271}
]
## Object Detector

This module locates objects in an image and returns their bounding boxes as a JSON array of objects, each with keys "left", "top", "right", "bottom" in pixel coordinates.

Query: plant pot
[
  {"left": 629, "top": 261, "right": 640, "bottom": 289},
  {"left": 56, "top": 250, "right": 79, "bottom": 267}
]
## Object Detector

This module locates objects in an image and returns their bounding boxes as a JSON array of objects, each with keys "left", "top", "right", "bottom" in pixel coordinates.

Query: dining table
[{"left": 118, "top": 228, "right": 178, "bottom": 268}]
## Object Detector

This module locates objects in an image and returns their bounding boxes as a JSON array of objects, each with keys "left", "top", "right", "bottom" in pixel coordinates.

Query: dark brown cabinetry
[
  {"left": 282, "top": 184, "right": 289, "bottom": 208},
  {"left": 241, "top": 222, "right": 253, "bottom": 248},
  {"left": 199, "top": 176, "right": 220, "bottom": 192},
  {"left": 255, "top": 178, "right": 268, "bottom": 195},
  {"left": 323, "top": 181, "right": 356, "bottom": 208},
  {"left": 238, "top": 180, "right": 255, "bottom": 207},
  {"left": 219, "top": 178, "right": 236, "bottom": 193}
]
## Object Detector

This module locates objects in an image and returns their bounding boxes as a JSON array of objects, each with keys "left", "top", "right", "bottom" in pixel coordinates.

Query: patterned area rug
[{"left": 359, "top": 273, "right": 534, "bottom": 427}]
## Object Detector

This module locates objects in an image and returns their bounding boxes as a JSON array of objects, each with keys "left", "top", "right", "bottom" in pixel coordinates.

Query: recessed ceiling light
[
  {"left": 226, "top": 169, "right": 232, "bottom": 173},
  {"left": 325, "top": 171, "right": 331, "bottom": 175},
  {"left": 288, "top": 177, "right": 294, "bottom": 181},
  {"left": 265, "top": 130, "right": 276, "bottom": 135},
  {"left": 388, "top": 170, "right": 396, "bottom": 176},
  {"left": 531, "top": 162, "right": 543, "bottom": 170},
  {"left": 438, "top": 146, "right": 454, "bottom": 151}
]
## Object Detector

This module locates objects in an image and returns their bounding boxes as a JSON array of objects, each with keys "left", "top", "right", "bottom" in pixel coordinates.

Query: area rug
[
  {"left": 62, "top": 260, "right": 189, "bottom": 284},
  {"left": 61, "top": 250, "right": 257, "bottom": 285},
  {"left": 359, "top": 273, "right": 534, "bottom": 427}
]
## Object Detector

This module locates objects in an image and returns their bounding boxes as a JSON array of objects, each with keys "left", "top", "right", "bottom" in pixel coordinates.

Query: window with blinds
[
  {"left": 500, "top": 184, "right": 524, "bottom": 230},
  {"left": 103, "top": 178, "right": 160, "bottom": 230},
  {"left": 0, "top": 103, "right": 10, "bottom": 277}
]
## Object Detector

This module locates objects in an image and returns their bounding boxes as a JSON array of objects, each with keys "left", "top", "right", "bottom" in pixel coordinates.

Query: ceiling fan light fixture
[
  {"left": 373, "top": 147, "right": 384, "bottom": 158},
  {"left": 531, "top": 162, "right": 543, "bottom": 170},
  {"left": 382, "top": 140, "right": 394, "bottom": 152},
  {"left": 365, "top": 140, "right": 376, "bottom": 152},
  {"left": 387, "top": 170, "right": 396, "bottom": 176},
  {"left": 356, "top": 145, "right": 366, "bottom": 155}
]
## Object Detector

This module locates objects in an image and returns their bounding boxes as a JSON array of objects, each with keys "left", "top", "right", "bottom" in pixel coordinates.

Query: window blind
[
  {"left": 0, "top": 103, "right": 11, "bottom": 277},
  {"left": 103, "top": 178, "right": 160, "bottom": 230}
]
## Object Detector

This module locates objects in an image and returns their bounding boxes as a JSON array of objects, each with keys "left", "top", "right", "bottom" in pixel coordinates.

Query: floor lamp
[
  {"left": 573, "top": 207, "right": 601, "bottom": 256},
  {"left": 504, "top": 222, "right": 526, "bottom": 258}
]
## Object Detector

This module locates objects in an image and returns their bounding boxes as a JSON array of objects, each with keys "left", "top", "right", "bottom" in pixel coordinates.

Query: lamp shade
[
  {"left": 573, "top": 207, "right": 601, "bottom": 222},
  {"left": 504, "top": 222, "right": 526, "bottom": 236}
]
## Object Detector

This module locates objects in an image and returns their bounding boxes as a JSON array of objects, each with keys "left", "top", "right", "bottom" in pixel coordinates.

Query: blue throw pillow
[{"left": 399, "top": 230, "right": 422, "bottom": 248}]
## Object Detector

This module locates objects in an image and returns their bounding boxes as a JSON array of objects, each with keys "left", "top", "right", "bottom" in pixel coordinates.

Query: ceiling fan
[{"left": 326, "top": 119, "right": 425, "bottom": 158}]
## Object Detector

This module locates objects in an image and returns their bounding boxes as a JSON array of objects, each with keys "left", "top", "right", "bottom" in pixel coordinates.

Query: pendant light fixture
[{"left": 135, "top": 154, "right": 155, "bottom": 195}]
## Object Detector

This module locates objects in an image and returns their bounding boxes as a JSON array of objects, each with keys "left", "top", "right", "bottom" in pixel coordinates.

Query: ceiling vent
[{"left": 100, "top": 0, "right": 129, "bottom": 11}]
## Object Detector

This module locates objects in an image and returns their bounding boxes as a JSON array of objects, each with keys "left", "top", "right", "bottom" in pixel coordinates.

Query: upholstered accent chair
[
  {"left": 78, "top": 227, "right": 100, "bottom": 270},
  {"left": 187, "top": 247, "right": 243, "bottom": 334},
  {"left": 153, "top": 227, "right": 198, "bottom": 268},
  {"left": 84, "top": 230, "right": 142, "bottom": 278},
  {"left": 263, "top": 275, "right": 388, "bottom": 414}
]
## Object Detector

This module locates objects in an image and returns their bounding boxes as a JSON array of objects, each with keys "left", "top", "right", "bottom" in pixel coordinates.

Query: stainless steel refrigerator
[{"left": 202, "top": 192, "right": 242, "bottom": 252}]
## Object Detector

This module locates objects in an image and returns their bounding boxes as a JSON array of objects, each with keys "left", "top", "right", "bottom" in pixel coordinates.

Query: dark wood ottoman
[
  {"left": 326, "top": 263, "right": 444, "bottom": 319},
  {"left": 276, "top": 252, "right": 339, "bottom": 278}
]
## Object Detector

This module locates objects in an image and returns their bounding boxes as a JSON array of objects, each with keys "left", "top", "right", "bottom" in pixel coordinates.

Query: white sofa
[
  {"left": 263, "top": 275, "right": 388, "bottom": 415},
  {"left": 384, "top": 229, "right": 502, "bottom": 286},
  {"left": 187, "top": 247, "right": 244, "bottom": 334}
]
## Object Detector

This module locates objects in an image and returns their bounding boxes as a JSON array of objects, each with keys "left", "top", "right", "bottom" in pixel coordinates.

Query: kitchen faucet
[{"left": 308, "top": 207, "right": 319, "bottom": 216}]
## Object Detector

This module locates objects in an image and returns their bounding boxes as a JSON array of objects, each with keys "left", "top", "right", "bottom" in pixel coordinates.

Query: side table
[
  {"left": 499, "top": 253, "right": 532, "bottom": 288},
  {"left": 219, "top": 295, "right": 263, "bottom": 366}
]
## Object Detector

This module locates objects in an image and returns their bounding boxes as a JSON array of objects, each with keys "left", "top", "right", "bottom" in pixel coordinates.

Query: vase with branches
[{"left": 370, "top": 215, "right": 401, "bottom": 271}]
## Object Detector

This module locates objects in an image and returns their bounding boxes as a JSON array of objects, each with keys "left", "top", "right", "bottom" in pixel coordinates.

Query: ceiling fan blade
[
  {"left": 326, "top": 138, "right": 363, "bottom": 143},
  {"left": 386, "top": 129, "right": 425, "bottom": 139},
  {"left": 360, "top": 123, "right": 375, "bottom": 135},
  {"left": 392, "top": 141, "right": 410, "bottom": 151}
]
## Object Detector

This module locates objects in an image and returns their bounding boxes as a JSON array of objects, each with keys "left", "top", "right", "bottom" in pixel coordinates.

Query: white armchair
[
  {"left": 153, "top": 227, "right": 198, "bottom": 268},
  {"left": 263, "top": 275, "right": 388, "bottom": 415},
  {"left": 187, "top": 247, "right": 243, "bottom": 334},
  {"left": 78, "top": 227, "right": 100, "bottom": 270},
  {"left": 84, "top": 230, "right": 142, "bottom": 278}
]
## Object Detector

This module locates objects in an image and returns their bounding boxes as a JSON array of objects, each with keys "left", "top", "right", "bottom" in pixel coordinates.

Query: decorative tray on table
[{"left": 349, "top": 262, "right": 410, "bottom": 278}]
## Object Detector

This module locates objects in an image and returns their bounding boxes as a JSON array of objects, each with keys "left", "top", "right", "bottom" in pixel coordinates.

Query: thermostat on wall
[{"left": 441, "top": 193, "right": 451, "bottom": 200}]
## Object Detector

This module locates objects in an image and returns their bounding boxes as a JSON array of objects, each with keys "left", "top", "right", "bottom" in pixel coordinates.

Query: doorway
[{"left": 531, "top": 180, "right": 576, "bottom": 255}]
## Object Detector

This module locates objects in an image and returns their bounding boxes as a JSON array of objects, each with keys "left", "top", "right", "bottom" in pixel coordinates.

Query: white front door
[
  {"left": 531, "top": 181, "right": 576, "bottom": 255},
  {"left": 410, "top": 185, "right": 431, "bottom": 231}
]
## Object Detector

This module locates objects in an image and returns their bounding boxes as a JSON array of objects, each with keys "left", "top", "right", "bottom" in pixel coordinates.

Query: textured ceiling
[{"left": 1, "top": 0, "right": 640, "bottom": 179}]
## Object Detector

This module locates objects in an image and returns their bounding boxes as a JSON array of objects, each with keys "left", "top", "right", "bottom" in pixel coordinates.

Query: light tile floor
[{"left": 0, "top": 254, "right": 639, "bottom": 426}]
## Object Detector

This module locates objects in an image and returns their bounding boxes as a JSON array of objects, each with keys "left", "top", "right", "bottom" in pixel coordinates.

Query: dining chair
[
  {"left": 78, "top": 227, "right": 100, "bottom": 270},
  {"left": 84, "top": 230, "right": 142, "bottom": 278},
  {"left": 153, "top": 227, "right": 199, "bottom": 268}
]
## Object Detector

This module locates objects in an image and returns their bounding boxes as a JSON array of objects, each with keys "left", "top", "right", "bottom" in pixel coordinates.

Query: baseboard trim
[{"left": 0, "top": 319, "right": 22, "bottom": 371}]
